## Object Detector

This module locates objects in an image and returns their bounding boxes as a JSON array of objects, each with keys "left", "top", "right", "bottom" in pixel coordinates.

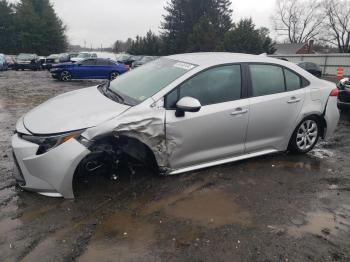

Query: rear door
[
  {"left": 245, "top": 64, "right": 306, "bottom": 152},
  {"left": 165, "top": 64, "right": 250, "bottom": 169}
]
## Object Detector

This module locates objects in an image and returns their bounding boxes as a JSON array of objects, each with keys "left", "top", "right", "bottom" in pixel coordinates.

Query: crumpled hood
[{"left": 23, "top": 86, "right": 130, "bottom": 135}]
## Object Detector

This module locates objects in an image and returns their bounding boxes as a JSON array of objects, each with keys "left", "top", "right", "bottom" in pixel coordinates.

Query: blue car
[{"left": 50, "top": 58, "right": 129, "bottom": 81}]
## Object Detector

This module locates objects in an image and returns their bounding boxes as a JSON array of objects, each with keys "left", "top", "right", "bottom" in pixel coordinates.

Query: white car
[
  {"left": 12, "top": 53, "right": 340, "bottom": 198},
  {"left": 70, "top": 52, "right": 98, "bottom": 63}
]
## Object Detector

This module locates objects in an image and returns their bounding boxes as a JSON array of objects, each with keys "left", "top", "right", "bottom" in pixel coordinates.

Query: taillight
[
  {"left": 330, "top": 88, "right": 339, "bottom": 97},
  {"left": 125, "top": 65, "right": 130, "bottom": 70}
]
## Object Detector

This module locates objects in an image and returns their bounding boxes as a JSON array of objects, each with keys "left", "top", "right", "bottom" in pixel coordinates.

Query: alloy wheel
[
  {"left": 61, "top": 71, "right": 72, "bottom": 81},
  {"left": 110, "top": 72, "right": 119, "bottom": 80},
  {"left": 296, "top": 119, "right": 318, "bottom": 151}
]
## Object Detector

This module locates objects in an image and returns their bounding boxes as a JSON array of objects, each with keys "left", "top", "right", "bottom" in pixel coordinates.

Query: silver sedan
[{"left": 12, "top": 53, "right": 340, "bottom": 198}]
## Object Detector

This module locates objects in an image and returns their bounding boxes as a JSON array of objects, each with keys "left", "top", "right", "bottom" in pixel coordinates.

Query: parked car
[
  {"left": 50, "top": 58, "right": 129, "bottom": 81},
  {"left": 0, "top": 54, "right": 7, "bottom": 70},
  {"left": 297, "top": 62, "right": 322, "bottom": 77},
  {"left": 5, "top": 55, "right": 16, "bottom": 70},
  {"left": 132, "top": 56, "right": 157, "bottom": 68},
  {"left": 70, "top": 52, "right": 97, "bottom": 63},
  {"left": 68, "top": 52, "right": 79, "bottom": 59},
  {"left": 43, "top": 53, "right": 71, "bottom": 70},
  {"left": 337, "top": 77, "right": 350, "bottom": 110},
  {"left": 12, "top": 53, "right": 340, "bottom": 198},
  {"left": 15, "top": 53, "right": 41, "bottom": 71},
  {"left": 116, "top": 54, "right": 137, "bottom": 67}
]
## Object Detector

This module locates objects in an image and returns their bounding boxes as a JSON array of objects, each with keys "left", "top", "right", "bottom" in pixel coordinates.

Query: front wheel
[
  {"left": 110, "top": 71, "right": 119, "bottom": 80},
  {"left": 288, "top": 117, "right": 320, "bottom": 154},
  {"left": 60, "top": 71, "right": 72, "bottom": 81}
]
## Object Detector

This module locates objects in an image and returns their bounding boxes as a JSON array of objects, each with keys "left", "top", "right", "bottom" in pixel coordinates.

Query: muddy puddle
[
  {"left": 78, "top": 213, "right": 156, "bottom": 262},
  {"left": 288, "top": 209, "right": 350, "bottom": 239},
  {"left": 163, "top": 188, "right": 250, "bottom": 227},
  {"left": 78, "top": 184, "right": 251, "bottom": 261}
]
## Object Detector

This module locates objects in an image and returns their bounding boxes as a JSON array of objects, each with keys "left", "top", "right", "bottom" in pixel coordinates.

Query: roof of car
[{"left": 167, "top": 52, "right": 286, "bottom": 67}]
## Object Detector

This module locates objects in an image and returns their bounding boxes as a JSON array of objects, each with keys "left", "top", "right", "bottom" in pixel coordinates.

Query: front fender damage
[{"left": 81, "top": 103, "right": 179, "bottom": 181}]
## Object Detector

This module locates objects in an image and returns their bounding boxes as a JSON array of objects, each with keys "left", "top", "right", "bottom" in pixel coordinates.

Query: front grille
[{"left": 12, "top": 152, "right": 26, "bottom": 186}]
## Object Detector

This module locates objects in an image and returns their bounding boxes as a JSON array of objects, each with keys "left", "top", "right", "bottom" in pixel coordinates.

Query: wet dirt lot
[{"left": 0, "top": 70, "right": 350, "bottom": 262}]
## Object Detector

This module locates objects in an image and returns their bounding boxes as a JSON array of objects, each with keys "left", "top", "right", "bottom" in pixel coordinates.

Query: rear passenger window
[
  {"left": 249, "top": 65, "right": 285, "bottom": 96},
  {"left": 284, "top": 69, "right": 301, "bottom": 91}
]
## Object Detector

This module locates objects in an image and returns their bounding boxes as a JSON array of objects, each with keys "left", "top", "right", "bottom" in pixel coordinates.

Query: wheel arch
[{"left": 72, "top": 134, "right": 160, "bottom": 197}]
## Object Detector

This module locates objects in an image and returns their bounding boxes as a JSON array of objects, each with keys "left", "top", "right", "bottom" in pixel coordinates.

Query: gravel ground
[{"left": 0, "top": 70, "right": 349, "bottom": 262}]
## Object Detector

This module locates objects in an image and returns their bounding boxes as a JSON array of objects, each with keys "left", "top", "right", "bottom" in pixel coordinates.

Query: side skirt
[{"left": 168, "top": 149, "right": 278, "bottom": 175}]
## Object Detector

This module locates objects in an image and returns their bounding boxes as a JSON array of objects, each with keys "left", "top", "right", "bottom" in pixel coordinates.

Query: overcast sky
[{"left": 14, "top": 0, "right": 278, "bottom": 48}]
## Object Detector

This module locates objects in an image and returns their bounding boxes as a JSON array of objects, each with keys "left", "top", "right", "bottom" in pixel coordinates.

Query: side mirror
[{"left": 175, "top": 97, "right": 201, "bottom": 117}]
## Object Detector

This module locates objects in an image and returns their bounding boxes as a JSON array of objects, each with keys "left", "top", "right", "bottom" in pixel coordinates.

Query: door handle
[
  {"left": 287, "top": 97, "right": 301, "bottom": 104},
  {"left": 230, "top": 108, "right": 248, "bottom": 116}
]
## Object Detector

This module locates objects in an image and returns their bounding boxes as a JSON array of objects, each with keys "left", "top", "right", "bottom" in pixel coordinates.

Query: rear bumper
[
  {"left": 11, "top": 133, "right": 90, "bottom": 198},
  {"left": 324, "top": 97, "right": 340, "bottom": 139}
]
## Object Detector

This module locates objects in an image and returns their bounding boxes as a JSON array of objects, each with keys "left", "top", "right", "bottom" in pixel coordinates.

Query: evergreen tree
[
  {"left": 187, "top": 16, "right": 217, "bottom": 52},
  {"left": 161, "top": 0, "right": 233, "bottom": 54},
  {"left": 222, "top": 18, "right": 275, "bottom": 54},
  {"left": 0, "top": 0, "right": 17, "bottom": 53},
  {"left": 128, "top": 30, "right": 162, "bottom": 55},
  {"left": 15, "top": 0, "right": 67, "bottom": 55}
]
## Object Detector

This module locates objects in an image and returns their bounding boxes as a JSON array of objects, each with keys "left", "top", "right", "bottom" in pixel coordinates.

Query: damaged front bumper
[{"left": 11, "top": 133, "right": 90, "bottom": 198}]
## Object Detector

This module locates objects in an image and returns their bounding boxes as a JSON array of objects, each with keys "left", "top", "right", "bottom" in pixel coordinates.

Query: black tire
[
  {"left": 60, "top": 71, "right": 72, "bottom": 81},
  {"left": 109, "top": 71, "right": 119, "bottom": 80},
  {"left": 288, "top": 116, "right": 320, "bottom": 154}
]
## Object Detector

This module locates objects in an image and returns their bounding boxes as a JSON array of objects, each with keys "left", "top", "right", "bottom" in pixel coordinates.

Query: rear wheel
[
  {"left": 60, "top": 71, "right": 72, "bottom": 81},
  {"left": 110, "top": 71, "right": 119, "bottom": 80},
  {"left": 288, "top": 116, "right": 320, "bottom": 154}
]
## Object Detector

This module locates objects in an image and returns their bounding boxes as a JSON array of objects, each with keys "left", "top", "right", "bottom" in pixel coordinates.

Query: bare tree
[
  {"left": 272, "top": 0, "right": 324, "bottom": 43},
  {"left": 322, "top": 0, "right": 350, "bottom": 53}
]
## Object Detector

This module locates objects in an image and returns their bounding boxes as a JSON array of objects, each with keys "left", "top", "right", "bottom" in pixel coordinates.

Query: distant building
[{"left": 273, "top": 40, "right": 315, "bottom": 55}]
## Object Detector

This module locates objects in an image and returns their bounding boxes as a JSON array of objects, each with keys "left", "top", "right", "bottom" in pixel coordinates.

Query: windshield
[
  {"left": 117, "top": 54, "right": 131, "bottom": 61},
  {"left": 17, "top": 53, "right": 35, "bottom": 60},
  {"left": 109, "top": 58, "right": 196, "bottom": 104}
]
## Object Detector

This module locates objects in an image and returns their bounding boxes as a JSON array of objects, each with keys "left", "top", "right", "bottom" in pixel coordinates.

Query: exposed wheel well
[
  {"left": 72, "top": 134, "right": 159, "bottom": 197},
  {"left": 74, "top": 134, "right": 159, "bottom": 176}
]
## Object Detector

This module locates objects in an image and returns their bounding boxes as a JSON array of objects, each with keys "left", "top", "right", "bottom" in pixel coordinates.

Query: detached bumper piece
[{"left": 12, "top": 152, "right": 26, "bottom": 186}]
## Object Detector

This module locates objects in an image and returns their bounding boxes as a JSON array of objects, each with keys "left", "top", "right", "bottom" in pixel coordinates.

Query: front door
[
  {"left": 76, "top": 59, "right": 97, "bottom": 79},
  {"left": 165, "top": 64, "right": 249, "bottom": 170}
]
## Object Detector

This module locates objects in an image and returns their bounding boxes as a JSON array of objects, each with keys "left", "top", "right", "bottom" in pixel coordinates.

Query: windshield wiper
[{"left": 107, "top": 85, "right": 125, "bottom": 104}]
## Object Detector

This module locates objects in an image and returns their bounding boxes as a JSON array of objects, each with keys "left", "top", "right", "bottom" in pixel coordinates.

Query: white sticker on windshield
[{"left": 173, "top": 62, "right": 195, "bottom": 70}]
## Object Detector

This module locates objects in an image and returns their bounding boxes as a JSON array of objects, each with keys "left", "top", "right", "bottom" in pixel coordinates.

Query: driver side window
[{"left": 165, "top": 65, "right": 242, "bottom": 109}]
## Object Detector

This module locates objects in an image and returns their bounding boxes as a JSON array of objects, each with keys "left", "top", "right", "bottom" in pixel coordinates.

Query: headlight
[{"left": 20, "top": 130, "right": 85, "bottom": 155}]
